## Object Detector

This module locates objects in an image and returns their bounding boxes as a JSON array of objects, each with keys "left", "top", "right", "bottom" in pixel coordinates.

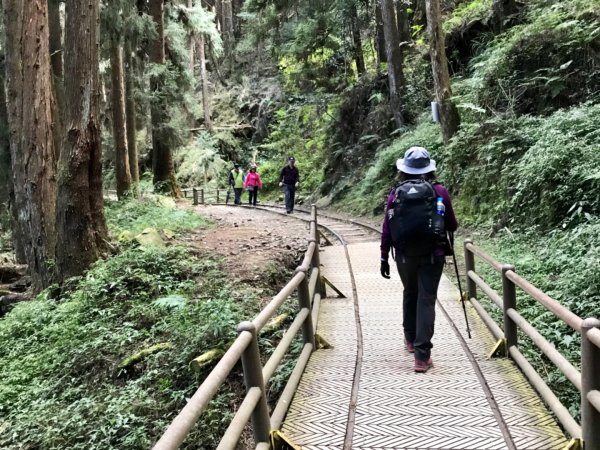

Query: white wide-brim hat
[{"left": 396, "top": 146, "right": 436, "bottom": 174}]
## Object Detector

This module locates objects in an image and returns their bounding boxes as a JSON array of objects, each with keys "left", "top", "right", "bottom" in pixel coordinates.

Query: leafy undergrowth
[
  {"left": 105, "top": 197, "right": 211, "bottom": 237},
  {"left": 471, "top": 222, "right": 600, "bottom": 420},
  {"left": 0, "top": 201, "right": 299, "bottom": 449}
]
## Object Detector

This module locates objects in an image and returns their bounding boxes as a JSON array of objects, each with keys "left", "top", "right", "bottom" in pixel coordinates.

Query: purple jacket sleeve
[
  {"left": 434, "top": 184, "right": 458, "bottom": 232},
  {"left": 380, "top": 189, "right": 396, "bottom": 260}
]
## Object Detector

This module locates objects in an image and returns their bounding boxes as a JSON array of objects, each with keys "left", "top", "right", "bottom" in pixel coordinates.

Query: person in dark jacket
[
  {"left": 380, "top": 147, "right": 458, "bottom": 373},
  {"left": 279, "top": 156, "right": 299, "bottom": 213}
]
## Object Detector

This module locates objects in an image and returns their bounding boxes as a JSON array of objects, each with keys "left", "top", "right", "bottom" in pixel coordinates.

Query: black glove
[{"left": 380, "top": 259, "right": 390, "bottom": 279}]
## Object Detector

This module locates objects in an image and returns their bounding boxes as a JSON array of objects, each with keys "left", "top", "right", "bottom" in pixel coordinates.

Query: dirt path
[{"left": 184, "top": 204, "right": 314, "bottom": 282}]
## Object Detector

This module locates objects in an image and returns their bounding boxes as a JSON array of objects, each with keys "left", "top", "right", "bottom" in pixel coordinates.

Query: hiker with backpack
[{"left": 379, "top": 147, "right": 458, "bottom": 373}]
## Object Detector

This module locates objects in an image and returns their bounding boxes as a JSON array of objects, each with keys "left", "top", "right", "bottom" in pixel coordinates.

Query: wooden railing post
[
  {"left": 581, "top": 318, "right": 600, "bottom": 449},
  {"left": 464, "top": 239, "right": 477, "bottom": 300},
  {"left": 193, "top": 188, "right": 198, "bottom": 206},
  {"left": 217, "top": 189, "right": 220, "bottom": 203},
  {"left": 296, "top": 269, "right": 316, "bottom": 347},
  {"left": 237, "top": 321, "right": 271, "bottom": 444},
  {"left": 502, "top": 264, "right": 518, "bottom": 349},
  {"left": 310, "top": 205, "right": 322, "bottom": 296},
  {"left": 200, "top": 188, "right": 204, "bottom": 204}
]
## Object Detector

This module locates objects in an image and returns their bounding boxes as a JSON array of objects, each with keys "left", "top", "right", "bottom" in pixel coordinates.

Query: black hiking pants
[
  {"left": 234, "top": 188, "right": 243, "bottom": 205},
  {"left": 283, "top": 184, "right": 296, "bottom": 212},
  {"left": 248, "top": 187, "right": 258, "bottom": 206},
  {"left": 396, "top": 255, "right": 445, "bottom": 362}
]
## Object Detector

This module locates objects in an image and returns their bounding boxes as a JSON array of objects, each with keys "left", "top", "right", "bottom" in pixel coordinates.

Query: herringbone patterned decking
[{"left": 281, "top": 242, "right": 569, "bottom": 450}]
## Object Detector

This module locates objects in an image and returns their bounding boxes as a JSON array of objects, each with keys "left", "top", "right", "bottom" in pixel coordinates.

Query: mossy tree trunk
[
  {"left": 149, "top": 0, "right": 180, "bottom": 196},
  {"left": 349, "top": 3, "right": 366, "bottom": 77},
  {"left": 425, "top": 0, "right": 460, "bottom": 143},
  {"left": 396, "top": 0, "right": 411, "bottom": 45},
  {"left": 380, "top": 0, "right": 406, "bottom": 128},
  {"left": 199, "top": 34, "right": 213, "bottom": 132},
  {"left": 124, "top": 40, "right": 140, "bottom": 194},
  {"left": 3, "top": 0, "right": 58, "bottom": 291},
  {"left": 56, "top": 0, "right": 108, "bottom": 283},
  {"left": 374, "top": 0, "right": 387, "bottom": 64},
  {"left": 188, "top": 0, "right": 195, "bottom": 72},
  {"left": 110, "top": 42, "right": 132, "bottom": 199},
  {"left": 222, "top": 0, "right": 234, "bottom": 61}
]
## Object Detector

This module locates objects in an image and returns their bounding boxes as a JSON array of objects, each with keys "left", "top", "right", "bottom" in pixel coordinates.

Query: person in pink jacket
[{"left": 244, "top": 164, "right": 263, "bottom": 206}]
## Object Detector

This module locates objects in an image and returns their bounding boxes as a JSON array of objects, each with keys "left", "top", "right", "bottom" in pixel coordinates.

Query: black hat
[{"left": 288, "top": 156, "right": 295, "bottom": 161}]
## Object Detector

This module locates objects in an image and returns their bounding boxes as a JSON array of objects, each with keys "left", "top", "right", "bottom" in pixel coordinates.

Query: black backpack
[{"left": 388, "top": 179, "right": 445, "bottom": 257}]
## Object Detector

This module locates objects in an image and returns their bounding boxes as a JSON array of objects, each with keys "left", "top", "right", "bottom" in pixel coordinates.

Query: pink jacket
[{"left": 244, "top": 172, "right": 262, "bottom": 189}]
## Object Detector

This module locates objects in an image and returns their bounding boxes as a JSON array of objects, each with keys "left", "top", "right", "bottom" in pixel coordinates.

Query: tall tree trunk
[
  {"left": 222, "top": 0, "right": 234, "bottom": 59},
  {"left": 48, "top": 0, "right": 65, "bottom": 162},
  {"left": 215, "top": 0, "right": 223, "bottom": 32},
  {"left": 380, "top": 0, "right": 405, "bottom": 127},
  {"left": 199, "top": 35, "right": 213, "bottom": 132},
  {"left": 349, "top": 3, "right": 366, "bottom": 77},
  {"left": 375, "top": 0, "right": 387, "bottom": 64},
  {"left": 149, "top": 0, "right": 180, "bottom": 196},
  {"left": 56, "top": 0, "right": 108, "bottom": 282},
  {"left": 110, "top": 42, "right": 132, "bottom": 199},
  {"left": 0, "top": 71, "right": 24, "bottom": 262},
  {"left": 412, "top": 0, "right": 427, "bottom": 27},
  {"left": 3, "top": 0, "right": 57, "bottom": 291},
  {"left": 188, "top": 0, "right": 195, "bottom": 72},
  {"left": 0, "top": 71, "right": 10, "bottom": 208},
  {"left": 425, "top": 0, "right": 460, "bottom": 143},
  {"left": 396, "top": 0, "right": 411, "bottom": 45},
  {"left": 232, "top": 0, "right": 243, "bottom": 38},
  {"left": 125, "top": 40, "right": 139, "bottom": 193}
]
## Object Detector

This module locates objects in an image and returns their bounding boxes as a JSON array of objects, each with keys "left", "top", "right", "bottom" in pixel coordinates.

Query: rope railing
[
  {"left": 152, "top": 205, "right": 322, "bottom": 450},
  {"left": 464, "top": 239, "right": 600, "bottom": 449}
]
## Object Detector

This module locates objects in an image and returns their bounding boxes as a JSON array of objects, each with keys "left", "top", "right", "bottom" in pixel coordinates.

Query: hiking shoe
[
  {"left": 286, "top": 210, "right": 291, "bottom": 214},
  {"left": 404, "top": 339, "right": 415, "bottom": 353},
  {"left": 414, "top": 358, "right": 433, "bottom": 373}
]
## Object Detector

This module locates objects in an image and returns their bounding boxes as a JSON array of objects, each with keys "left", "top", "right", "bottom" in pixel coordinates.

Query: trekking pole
[{"left": 448, "top": 232, "right": 472, "bottom": 339}]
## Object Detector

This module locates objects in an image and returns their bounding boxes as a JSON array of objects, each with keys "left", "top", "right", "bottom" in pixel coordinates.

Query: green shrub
[
  {"left": 105, "top": 197, "right": 211, "bottom": 237},
  {"left": 468, "top": 0, "right": 600, "bottom": 115},
  {"left": 0, "top": 246, "right": 255, "bottom": 449},
  {"left": 441, "top": 102, "right": 600, "bottom": 229}
]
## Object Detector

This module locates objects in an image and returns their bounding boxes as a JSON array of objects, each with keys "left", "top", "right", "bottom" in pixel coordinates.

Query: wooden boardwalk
[{"left": 281, "top": 242, "right": 568, "bottom": 450}]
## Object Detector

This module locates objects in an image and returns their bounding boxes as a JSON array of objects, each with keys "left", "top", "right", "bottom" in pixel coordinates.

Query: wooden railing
[
  {"left": 152, "top": 206, "right": 323, "bottom": 450},
  {"left": 464, "top": 239, "right": 600, "bottom": 449}
]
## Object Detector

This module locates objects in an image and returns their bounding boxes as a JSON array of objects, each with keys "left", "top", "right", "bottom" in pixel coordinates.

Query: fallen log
[
  {"left": 118, "top": 342, "right": 173, "bottom": 369},
  {"left": 0, "top": 292, "right": 30, "bottom": 317},
  {"left": 190, "top": 348, "right": 225, "bottom": 372},
  {"left": 0, "top": 264, "right": 26, "bottom": 283}
]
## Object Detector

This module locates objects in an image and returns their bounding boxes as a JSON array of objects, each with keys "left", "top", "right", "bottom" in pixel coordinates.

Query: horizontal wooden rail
[
  {"left": 508, "top": 346, "right": 582, "bottom": 439},
  {"left": 262, "top": 308, "right": 310, "bottom": 383},
  {"left": 467, "top": 270, "right": 503, "bottom": 308},
  {"left": 505, "top": 270, "right": 583, "bottom": 332},
  {"left": 464, "top": 239, "right": 599, "bottom": 447},
  {"left": 506, "top": 308, "right": 581, "bottom": 390},
  {"left": 216, "top": 387, "right": 262, "bottom": 450},
  {"left": 153, "top": 205, "right": 324, "bottom": 450},
  {"left": 153, "top": 331, "right": 253, "bottom": 449}
]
